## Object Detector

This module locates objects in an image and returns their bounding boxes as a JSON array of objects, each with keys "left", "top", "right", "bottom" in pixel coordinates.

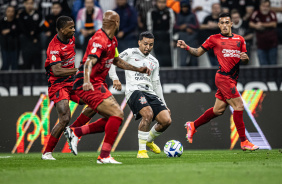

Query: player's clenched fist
[
  {"left": 240, "top": 52, "right": 249, "bottom": 61},
  {"left": 138, "top": 67, "right": 151, "bottom": 76},
  {"left": 177, "top": 40, "right": 188, "bottom": 49},
  {"left": 83, "top": 82, "right": 94, "bottom": 91}
]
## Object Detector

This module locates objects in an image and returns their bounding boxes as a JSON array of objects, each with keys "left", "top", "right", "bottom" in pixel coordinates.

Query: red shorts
[
  {"left": 215, "top": 73, "right": 240, "bottom": 103},
  {"left": 75, "top": 83, "right": 112, "bottom": 112},
  {"left": 48, "top": 84, "right": 80, "bottom": 104}
]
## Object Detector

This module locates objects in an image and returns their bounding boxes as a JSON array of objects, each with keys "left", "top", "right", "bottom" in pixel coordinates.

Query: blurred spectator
[
  {"left": 199, "top": 3, "right": 221, "bottom": 66},
  {"left": 99, "top": 0, "right": 116, "bottom": 12},
  {"left": 18, "top": 0, "right": 43, "bottom": 69},
  {"left": 76, "top": 0, "right": 103, "bottom": 53},
  {"left": 134, "top": 0, "right": 154, "bottom": 32},
  {"left": 270, "top": 0, "right": 282, "bottom": 44},
  {"left": 147, "top": 0, "right": 175, "bottom": 67},
  {"left": 192, "top": 0, "right": 219, "bottom": 24},
  {"left": 72, "top": 0, "right": 101, "bottom": 21},
  {"left": 167, "top": 0, "right": 180, "bottom": 13},
  {"left": 250, "top": 0, "right": 278, "bottom": 65},
  {"left": 0, "top": 0, "right": 25, "bottom": 19},
  {"left": 231, "top": 9, "right": 253, "bottom": 62},
  {"left": 175, "top": 0, "right": 199, "bottom": 66},
  {"left": 114, "top": 0, "right": 138, "bottom": 52},
  {"left": 42, "top": 2, "right": 62, "bottom": 48},
  {"left": 0, "top": 6, "right": 20, "bottom": 70},
  {"left": 38, "top": 0, "right": 71, "bottom": 19},
  {"left": 221, "top": 0, "right": 255, "bottom": 21}
]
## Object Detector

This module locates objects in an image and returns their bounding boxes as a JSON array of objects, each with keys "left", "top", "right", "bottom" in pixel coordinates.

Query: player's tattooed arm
[
  {"left": 113, "top": 57, "right": 151, "bottom": 76},
  {"left": 177, "top": 40, "right": 206, "bottom": 57},
  {"left": 83, "top": 56, "right": 98, "bottom": 91},
  {"left": 51, "top": 63, "right": 78, "bottom": 77}
]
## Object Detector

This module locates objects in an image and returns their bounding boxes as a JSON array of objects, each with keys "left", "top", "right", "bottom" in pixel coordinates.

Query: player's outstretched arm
[
  {"left": 177, "top": 40, "right": 206, "bottom": 57},
  {"left": 113, "top": 57, "right": 151, "bottom": 76},
  {"left": 51, "top": 63, "right": 78, "bottom": 77},
  {"left": 83, "top": 56, "right": 98, "bottom": 91}
]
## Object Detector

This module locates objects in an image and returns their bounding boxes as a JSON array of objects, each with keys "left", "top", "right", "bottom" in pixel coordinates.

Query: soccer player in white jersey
[{"left": 110, "top": 31, "right": 172, "bottom": 158}]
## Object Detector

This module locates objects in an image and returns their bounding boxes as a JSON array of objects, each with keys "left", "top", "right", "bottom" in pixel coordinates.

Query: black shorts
[{"left": 127, "top": 90, "right": 167, "bottom": 120}]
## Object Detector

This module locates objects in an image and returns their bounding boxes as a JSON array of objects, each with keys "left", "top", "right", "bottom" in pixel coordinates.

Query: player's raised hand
[
  {"left": 83, "top": 82, "right": 94, "bottom": 91},
  {"left": 138, "top": 67, "right": 151, "bottom": 76},
  {"left": 240, "top": 52, "right": 249, "bottom": 60},
  {"left": 113, "top": 80, "right": 122, "bottom": 91},
  {"left": 177, "top": 40, "right": 187, "bottom": 49}
]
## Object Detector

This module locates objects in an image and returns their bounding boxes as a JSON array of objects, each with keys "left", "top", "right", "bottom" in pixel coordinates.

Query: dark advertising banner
[
  {"left": 0, "top": 67, "right": 282, "bottom": 96},
  {"left": 0, "top": 92, "right": 281, "bottom": 153}
]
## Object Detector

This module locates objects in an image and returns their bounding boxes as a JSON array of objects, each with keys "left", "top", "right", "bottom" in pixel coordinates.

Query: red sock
[
  {"left": 194, "top": 107, "right": 217, "bottom": 129},
  {"left": 100, "top": 116, "right": 122, "bottom": 158},
  {"left": 70, "top": 113, "right": 91, "bottom": 128},
  {"left": 43, "top": 135, "right": 59, "bottom": 154},
  {"left": 233, "top": 110, "right": 247, "bottom": 142},
  {"left": 73, "top": 118, "right": 108, "bottom": 137}
]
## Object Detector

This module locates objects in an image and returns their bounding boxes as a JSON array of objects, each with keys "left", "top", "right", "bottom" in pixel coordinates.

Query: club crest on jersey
[
  {"left": 236, "top": 41, "right": 241, "bottom": 47},
  {"left": 52, "top": 55, "right": 56, "bottom": 61},
  {"left": 139, "top": 96, "right": 147, "bottom": 104},
  {"left": 91, "top": 47, "right": 97, "bottom": 53}
]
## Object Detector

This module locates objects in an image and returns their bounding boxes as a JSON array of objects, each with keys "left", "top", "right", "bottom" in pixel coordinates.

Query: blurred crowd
[{"left": 0, "top": 0, "right": 281, "bottom": 70}]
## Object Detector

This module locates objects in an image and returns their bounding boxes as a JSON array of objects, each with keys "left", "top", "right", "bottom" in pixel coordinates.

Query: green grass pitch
[{"left": 0, "top": 150, "right": 282, "bottom": 184}]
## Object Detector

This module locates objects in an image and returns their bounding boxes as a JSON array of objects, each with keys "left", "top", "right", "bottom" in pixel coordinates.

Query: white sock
[
  {"left": 138, "top": 130, "right": 149, "bottom": 151},
  {"left": 147, "top": 125, "right": 162, "bottom": 143}
]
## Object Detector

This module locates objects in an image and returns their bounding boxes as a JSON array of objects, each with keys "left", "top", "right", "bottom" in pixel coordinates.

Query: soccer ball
[{"left": 164, "top": 140, "right": 183, "bottom": 157}]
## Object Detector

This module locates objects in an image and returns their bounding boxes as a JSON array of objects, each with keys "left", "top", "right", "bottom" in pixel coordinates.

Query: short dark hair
[
  {"left": 56, "top": 16, "right": 73, "bottom": 30},
  {"left": 219, "top": 13, "right": 231, "bottom": 20},
  {"left": 52, "top": 2, "right": 61, "bottom": 6},
  {"left": 260, "top": 0, "right": 271, "bottom": 6},
  {"left": 139, "top": 31, "right": 154, "bottom": 41}
]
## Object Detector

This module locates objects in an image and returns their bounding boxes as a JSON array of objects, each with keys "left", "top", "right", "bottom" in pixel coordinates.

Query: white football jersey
[{"left": 119, "top": 48, "right": 160, "bottom": 101}]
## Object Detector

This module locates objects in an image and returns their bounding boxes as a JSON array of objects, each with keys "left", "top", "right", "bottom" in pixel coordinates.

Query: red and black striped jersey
[
  {"left": 73, "top": 29, "right": 118, "bottom": 90},
  {"left": 201, "top": 33, "right": 247, "bottom": 80},
  {"left": 45, "top": 35, "right": 76, "bottom": 87}
]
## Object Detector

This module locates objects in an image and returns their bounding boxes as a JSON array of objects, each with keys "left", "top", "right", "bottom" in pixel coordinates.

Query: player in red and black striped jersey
[
  {"left": 177, "top": 13, "right": 259, "bottom": 151},
  {"left": 64, "top": 11, "right": 151, "bottom": 164},
  {"left": 42, "top": 16, "right": 100, "bottom": 160}
]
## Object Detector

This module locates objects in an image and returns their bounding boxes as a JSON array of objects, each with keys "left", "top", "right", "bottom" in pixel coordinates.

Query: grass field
[{"left": 0, "top": 150, "right": 282, "bottom": 184}]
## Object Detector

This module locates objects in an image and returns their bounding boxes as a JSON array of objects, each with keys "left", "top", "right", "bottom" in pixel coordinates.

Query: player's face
[
  {"left": 218, "top": 17, "right": 232, "bottom": 36},
  {"left": 62, "top": 21, "right": 75, "bottom": 39},
  {"left": 138, "top": 37, "right": 154, "bottom": 56}
]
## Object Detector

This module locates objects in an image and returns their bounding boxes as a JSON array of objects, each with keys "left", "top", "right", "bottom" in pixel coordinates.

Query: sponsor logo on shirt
[
  {"left": 61, "top": 46, "right": 67, "bottom": 50},
  {"left": 105, "top": 58, "right": 114, "bottom": 68},
  {"left": 92, "top": 42, "right": 102, "bottom": 48},
  {"left": 50, "top": 50, "right": 59, "bottom": 55},
  {"left": 232, "top": 37, "right": 240, "bottom": 39},
  {"left": 222, "top": 49, "right": 241, "bottom": 58}
]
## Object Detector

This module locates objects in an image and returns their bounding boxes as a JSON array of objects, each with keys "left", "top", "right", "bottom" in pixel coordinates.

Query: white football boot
[
  {"left": 97, "top": 156, "right": 122, "bottom": 164},
  {"left": 64, "top": 126, "right": 78, "bottom": 155},
  {"left": 41, "top": 152, "right": 56, "bottom": 160}
]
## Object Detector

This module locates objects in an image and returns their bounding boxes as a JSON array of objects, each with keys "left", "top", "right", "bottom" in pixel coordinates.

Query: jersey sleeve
[
  {"left": 48, "top": 45, "right": 62, "bottom": 66},
  {"left": 241, "top": 37, "right": 247, "bottom": 53},
  {"left": 152, "top": 61, "right": 160, "bottom": 82},
  {"left": 88, "top": 37, "right": 105, "bottom": 59},
  {"left": 119, "top": 49, "right": 131, "bottom": 61},
  {"left": 201, "top": 36, "right": 215, "bottom": 51}
]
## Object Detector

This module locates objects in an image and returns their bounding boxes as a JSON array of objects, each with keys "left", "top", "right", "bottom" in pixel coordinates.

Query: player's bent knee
[
  {"left": 214, "top": 109, "right": 225, "bottom": 116},
  {"left": 142, "top": 111, "right": 153, "bottom": 123}
]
